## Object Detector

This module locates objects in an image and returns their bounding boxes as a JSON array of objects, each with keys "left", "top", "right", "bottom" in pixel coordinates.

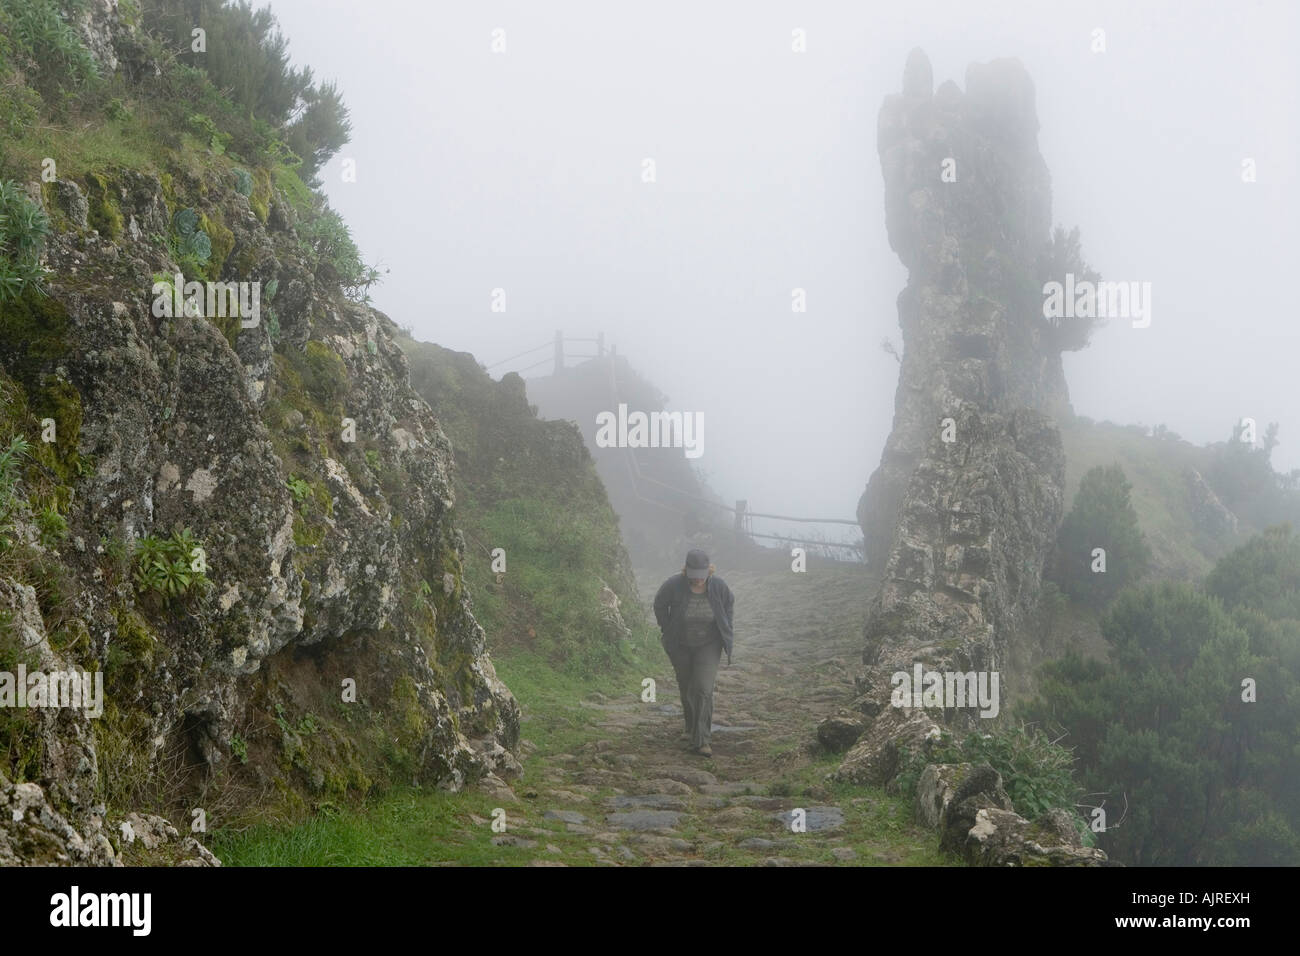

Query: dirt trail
[{"left": 488, "top": 564, "right": 948, "bottom": 866}]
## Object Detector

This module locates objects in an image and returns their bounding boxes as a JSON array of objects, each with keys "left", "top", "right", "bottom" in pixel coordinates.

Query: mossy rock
[
  {"left": 0, "top": 287, "right": 69, "bottom": 386},
  {"left": 300, "top": 341, "right": 349, "bottom": 407},
  {"left": 250, "top": 167, "right": 273, "bottom": 223},
  {"left": 104, "top": 607, "right": 155, "bottom": 700},
  {"left": 0, "top": 622, "right": 43, "bottom": 781},
  {"left": 198, "top": 211, "right": 234, "bottom": 279},
  {"left": 210, "top": 310, "right": 241, "bottom": 350},
  {"left": 83, "top": 172, "right": 125, "bottom": 240},
  {"left": 388, "top": 673, "right": 429, "bottom": 753}
]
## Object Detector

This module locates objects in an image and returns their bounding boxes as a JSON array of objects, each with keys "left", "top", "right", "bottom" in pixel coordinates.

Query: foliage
[
  {"left": 296, "top": 206, "right": 381, "bottom": 303},
  {"left": 1026, "top": 535, "right": 1300, "bottom": 865},
  {"left": 168, "top": 205, "right": 214, "bottom": 277},
  {"left": 132, "top": 527, "right": 210, "bottom": 601},
  {"left": 140, "top": 0, "right": 351, "bottom": 179},
  {"left": 286, "top": 475, "right": 310, "bottom": 505},
  {"left": 893, "top": 723, "right": 1091, "bottom": 843},
  {"left": 35, "top": 502, "right": 66, "bottom": 547},
  {"left": 283, "top": 79, "right": 351, "bottom": 182},
  {"left": 186, "top": 111, "right": 231, "bottom": 155},
  {"left": 1053, "top": 463, "right": 1151, "bottom": 607},
  {"left": 1037, "top": 225, "right": 1102, "bottom": 351},
  {"left": 0, "top": 179, "right": 50, "bottom": 302},
  {"left": 0, "top": 0, "right": 99, "bottom": 104},
  {"left": 0, "top": 432, "right": 29, "bottom": 541},
  {"left": 1205, "top": 421, "right": 1300, "bottom": 532}
]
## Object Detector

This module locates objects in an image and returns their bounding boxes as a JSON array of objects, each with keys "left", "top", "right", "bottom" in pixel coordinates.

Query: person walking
[{"left": 653, "top": 549, "right": 735, "bottom": 758}]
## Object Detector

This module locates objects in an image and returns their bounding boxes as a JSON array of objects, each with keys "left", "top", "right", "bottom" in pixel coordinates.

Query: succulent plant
[
  {"left": 173, "top": 207, "right": 198, "bottom": 238},
  {"left": 185, "top": 230, "right": 212, "bottom": 263}
]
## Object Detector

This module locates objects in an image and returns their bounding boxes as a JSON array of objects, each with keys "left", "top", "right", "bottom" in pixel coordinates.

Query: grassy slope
[{"left": 1060, "top": 417, "right": 1226, "bottom": 581}]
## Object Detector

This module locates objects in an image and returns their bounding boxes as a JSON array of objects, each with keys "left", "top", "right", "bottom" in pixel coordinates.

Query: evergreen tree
[{"left": 1054, "top": 463, "right": 1151, "bottom": 606}]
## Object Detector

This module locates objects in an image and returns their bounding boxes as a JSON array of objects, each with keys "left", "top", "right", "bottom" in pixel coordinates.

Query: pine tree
[{"left": 1054, "top": 463, "right": 1151, "bottom": 606}]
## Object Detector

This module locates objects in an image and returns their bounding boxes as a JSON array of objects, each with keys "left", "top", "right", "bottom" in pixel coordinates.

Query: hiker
[{"left": 653, "top": 549, "right": 735, "bottom": 758}]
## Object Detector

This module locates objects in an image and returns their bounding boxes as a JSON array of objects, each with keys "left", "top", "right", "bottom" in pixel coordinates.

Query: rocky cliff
[
  {"left": 1, "top": 7, "right": 518, "bottom": 864},
  {"left": 836, "top": 51, "right": 1101, "bottom": 864}
]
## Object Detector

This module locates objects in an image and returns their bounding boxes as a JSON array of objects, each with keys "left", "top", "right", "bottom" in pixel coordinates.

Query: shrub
[
  {"left": 0, "top": 0, "right": 100, "bottom": 103},
  {"left": 0, "top": 179, "right": 50, "bottom": 302},
  {"left": 297, "top": 206, "right": 381, "bottom": 302},
  {"left": 0, "top": 432, "right": 29, "bottom": 542},
  {"left": 893, "top": 723, "right": 1091, "bottom": 842},
  {"left": 1025, "top": 550, "right": 1300, "bottom": 865},
  {"left": 140, "top": 0, "right": 351, "bottom": 178},
  {"left": 1053, "top": 463, "right": 1150, "bottom": 607},
  {"left": 1037, "top": 224, "right": 1102, "bottom": 352}
]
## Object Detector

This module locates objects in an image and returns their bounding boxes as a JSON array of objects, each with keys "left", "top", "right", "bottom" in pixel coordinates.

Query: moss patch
[{"left": 83, "top": 171, "right": 125, "bottom": 240}]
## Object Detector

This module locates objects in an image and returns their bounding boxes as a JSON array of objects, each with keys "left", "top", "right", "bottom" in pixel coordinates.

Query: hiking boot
[{"left": 695, "top": 744, "right": 713, "bottom": 757}]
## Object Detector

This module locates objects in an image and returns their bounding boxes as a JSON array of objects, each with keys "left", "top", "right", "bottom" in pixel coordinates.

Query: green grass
[
  {"left": 211, "top": 644, "right": 656, "bottom": 866},
  {"left": 1060, "top": 417, "right": 1221, "bottom": 580},
  {"left": 212, "top": 788, "right": 527, "bottom": 866},
  {"left": 210, "top": 641, "right": 954, "bottom": 867}
]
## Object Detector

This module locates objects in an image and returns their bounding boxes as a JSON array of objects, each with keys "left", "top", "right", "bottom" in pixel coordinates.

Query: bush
[
  {"left": 0, "top": 179, "right": 50, "bottom": 302},
  {"left": 140, "top": 0, "right": 350, "bottom": 178},
  {"left": 1037, "top": 224, "right": 1102, "bottom": 352},
  {"left": 297, "top": 206, "right": 381, "bottom": 302},
  {"left": 1205, "top": 422, "right": 1300, "bottom": 531},
  {"left": 1053, "top": 463, "right": 1150, "bottom": 607},
  {"left": 893, "top": 723, "right": 1090, "bottom": 842},
  {"left": 0, "top": 0, "right": 100, "bottom": 104},
  {"left": 0, "top": 432, "right": 29, "bottom": 542},
  {"left": 1025, "top": 548, "right": 1300, "bottom": 865}
]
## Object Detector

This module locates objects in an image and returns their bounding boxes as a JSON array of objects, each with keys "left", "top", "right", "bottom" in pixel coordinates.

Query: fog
[{"left": 264, "top": 0, "right": 1299, "bottom": 543}]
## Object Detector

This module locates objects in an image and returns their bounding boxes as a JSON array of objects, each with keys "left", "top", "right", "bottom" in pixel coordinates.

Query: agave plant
[
  {"left": 172, "top": 207, "right": 198, "bottom": 238},
  {"left": 172, "top": 207, "right": 211, "bottom": 265}
]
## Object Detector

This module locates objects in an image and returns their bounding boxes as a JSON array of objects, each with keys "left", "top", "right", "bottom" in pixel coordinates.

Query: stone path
[{"left": 470, "top": 564, "right": 951, "bottom": 866}]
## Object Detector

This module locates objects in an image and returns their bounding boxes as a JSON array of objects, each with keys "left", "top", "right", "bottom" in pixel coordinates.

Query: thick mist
[{"left": 264, "top": 0, "right": 1299, "bottom": 545}]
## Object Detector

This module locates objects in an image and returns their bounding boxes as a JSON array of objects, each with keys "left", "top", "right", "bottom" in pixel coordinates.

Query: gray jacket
[{"left": 654, "top": 574, "right": 735, "bottom": 664}]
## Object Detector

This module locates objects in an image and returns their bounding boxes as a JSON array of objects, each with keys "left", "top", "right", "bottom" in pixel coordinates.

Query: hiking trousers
[{"left": 666, "top": 638, "right": 723, "bottom": 750}]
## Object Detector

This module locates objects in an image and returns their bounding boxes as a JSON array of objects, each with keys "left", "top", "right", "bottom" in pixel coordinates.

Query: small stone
[
  {"left": 604, "top": 794, "right": 687, "bottom": 811},
  {"left": 490, "top": 834, "right": 536, "bottom": 848},
  {"left": 774, "top": 806, "right": 845, "bottom": 832},
  {"left": 662, "top": 767, "right": 717, "bottom": 788},
  {"left": 543, "top": 809, "right": 586, "bottom": 825},
  {"left": 606, "top": 811, "right": 682, "bottom": 831},
  {"left": 641, "top": 778, "right": 694, "bottom": 796}
]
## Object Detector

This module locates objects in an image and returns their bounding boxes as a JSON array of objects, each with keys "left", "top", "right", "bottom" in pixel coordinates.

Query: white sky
[{"left": 262, "top": 0, "right": 1300, "bottom": 535}]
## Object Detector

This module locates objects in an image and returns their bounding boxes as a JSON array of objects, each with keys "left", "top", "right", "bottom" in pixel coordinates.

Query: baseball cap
[{"left": 685, "top": 549, "right": 710, "bottom": 580}]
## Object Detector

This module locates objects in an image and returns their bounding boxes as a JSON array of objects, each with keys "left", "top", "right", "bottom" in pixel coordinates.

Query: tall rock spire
[{"left": 842, "top": 51, "right": 1071, "bottom": 783}]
